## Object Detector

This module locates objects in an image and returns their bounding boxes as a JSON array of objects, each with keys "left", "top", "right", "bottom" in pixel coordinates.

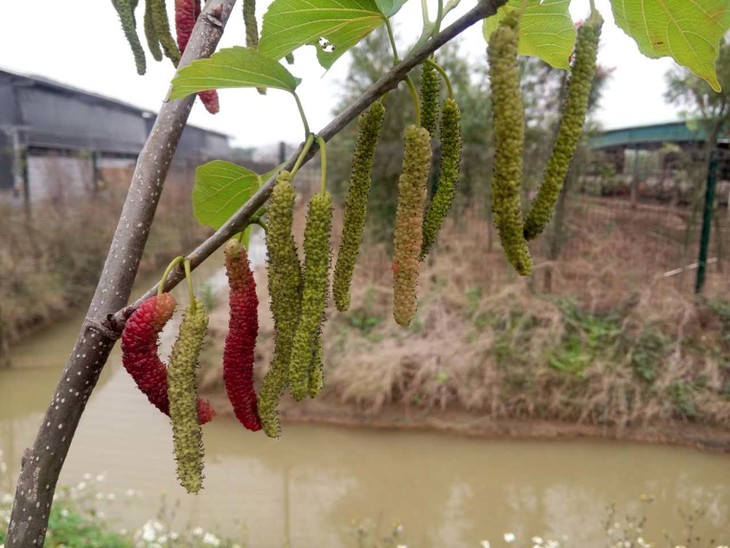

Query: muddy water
[{"left": 1, "top": 249, "right": 729, "bottom": 547}]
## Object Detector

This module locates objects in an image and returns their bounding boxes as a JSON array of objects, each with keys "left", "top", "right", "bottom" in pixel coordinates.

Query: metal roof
[{"left": 589, "top": 121, "right": 714, "bottom": 150}]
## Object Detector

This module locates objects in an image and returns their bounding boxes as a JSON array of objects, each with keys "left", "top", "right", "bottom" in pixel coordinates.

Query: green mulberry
[
  {"left": 112, "top": 0, "right": 146, "bottom": 75},
  {"left": 420, "top": 63, "right": 440, "bottom": 138},
  {"left": 332, "top": 102, "right": 385, "bottom": 312},
  {"left": 258, "top": 171, "right": 302, "bottom": 437},
  {"left": 421, "top": 98, "right": 462, "bottom": 259},
  {"left": 307, "top": 334, "right": 324, "bottom": 398},
  {"left": 167, "top": 297, "right": 208, "bottom": 494},
  {"left": 392, "top": 125, "right": 432, "bottom": 326},
  {"left": 151, "top": 0, "right": 181, "bottom": 66},
  {"left": 523, "top": 13, "right": 603, "bottom": 241},
  {"left": 143, "top": 0, "right": 163, "bottom": 61},
  {"left": 243, "top": 0, "right": 259, "bottom": 48},
  {"left": 488, "top": 11, "right": 532, "bottom": 276},
  {"left": 289, "top": 191, "right": 333, "bottom": 401}
]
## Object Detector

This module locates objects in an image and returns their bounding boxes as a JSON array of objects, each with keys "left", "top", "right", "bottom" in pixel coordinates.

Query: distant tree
[{"left": 665, "top": 40, "right": 730, "bottom": 154}]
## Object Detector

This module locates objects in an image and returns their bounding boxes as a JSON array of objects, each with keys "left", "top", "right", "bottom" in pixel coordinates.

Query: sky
[{"left": 0, "top": 0, "right": 680, "bottom": 149}]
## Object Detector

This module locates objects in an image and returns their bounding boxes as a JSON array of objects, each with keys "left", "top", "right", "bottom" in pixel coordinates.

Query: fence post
[{"left": 695, "top": 149, "right": 718, "bottom": 294}]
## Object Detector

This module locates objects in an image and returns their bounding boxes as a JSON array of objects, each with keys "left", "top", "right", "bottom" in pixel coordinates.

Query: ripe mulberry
[
  {"left": 332, "top": 102, "right": 385, "bottom": 312},
  {"left": 258, "top": 171, "right": 302, "bottom": 437},
  {"left": 223, "top": 239, "right": 262, "bottom": 432},
  {"left": 523, "top": 13, "right": 603, "bottom": 241},
  {"left": 392, "top": 125, "right": 432, "bottom": 326},
  {"left": 121, "top": 294, "right": 215, "bottom": 423},
  {"left": 167, "top": 297, "right": 208, "bottom": 494},
  {"left": 421, "top": 98, "right": 462, "bottom": 259},
  {"left": 488, "top": 12, "right": 532, "bottom": 276},
  {"left": 288, "top": 191, "right": 333, "bottom": 401}
]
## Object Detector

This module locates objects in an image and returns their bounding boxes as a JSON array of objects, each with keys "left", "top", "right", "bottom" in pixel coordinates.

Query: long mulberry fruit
[
  {"left": 488, "top": 12, "right": 532, "bottom": 276},
  {"left": 223, "top": 239, "right": 262, "bottom": 432},
  {"left": 243, "top": 0, "right": 259, "bottom": 48},
  {"left": 174, "top": 0, "right": 219, "bottom": 113},
  {"left": 144, "top": 0, "right": 163, "bottom": 61},
  {"left": 332, "top": 102, "right": 385, "bottom": 312},
  {"left": 420, "top": 63, "right": 440, "bottom": 138},
  {"left": 392, "top": 125, "right": 432, "bottom": 326},
  {"left": 121, "top": 294, "right": 215, "bottom": 423},
  {"left": 113, "top": 0, "right": 147, "bottom": 75},
  {"left": 151, "top": 0, "right": 181, "bottom": 65},
  {"left": 523, "top": 12, "right": 602, "bottom": 241},
  {"left": 421, "top": 97, "right": 462, "bottom": 259},
  {"left": 289, "top": 191, "right": 333, "bottom": 401},
  {"left": 167, "top": 297, "right": 208, "bottom": 494},
  {"left": 258, "top": 171, "right": 302, "bottom": 437}
]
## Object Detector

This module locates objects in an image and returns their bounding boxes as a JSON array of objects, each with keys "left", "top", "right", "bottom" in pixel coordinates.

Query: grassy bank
[
  {"left": 0, "top": 163, "right": 207, "bottom": 357},
  {"left": 199, "top": 199, "right": 730, "bottom": 447}
]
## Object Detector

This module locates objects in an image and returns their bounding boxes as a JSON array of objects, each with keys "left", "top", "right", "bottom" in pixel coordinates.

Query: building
[{"left": 0, "top": 68, "right": 230, "bottom": 204}]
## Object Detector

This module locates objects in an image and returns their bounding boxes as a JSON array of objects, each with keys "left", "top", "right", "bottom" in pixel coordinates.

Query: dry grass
[{"left": 201, "top": 196, "right": 729, "bottom": 430}]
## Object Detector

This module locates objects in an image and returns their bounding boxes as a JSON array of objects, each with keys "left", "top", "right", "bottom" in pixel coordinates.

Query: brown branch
[
  {"left": 110, "top": 0, "right": 506, "bottom": 325},
  {"left": 4, "top": 1, "right": 237, "bottom": 545}
]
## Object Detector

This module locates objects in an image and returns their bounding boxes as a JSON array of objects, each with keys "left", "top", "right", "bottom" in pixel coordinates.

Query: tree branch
[
  {"left": 109, "top": 0, "right": 506, "bottom": 325},
  {"left": 5, "top": 1, "right": 237, "bottom": 545}
]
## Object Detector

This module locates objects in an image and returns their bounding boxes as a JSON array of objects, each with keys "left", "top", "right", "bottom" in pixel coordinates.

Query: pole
[{"left": 695, "top": 149, "right": 718, "bottom": 294}]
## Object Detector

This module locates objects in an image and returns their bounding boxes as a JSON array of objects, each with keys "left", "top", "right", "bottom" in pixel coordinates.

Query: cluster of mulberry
[
  {"left": 121, "top": 293, "right": 215, "bottom": 424},
  {"left": 523, "top": 12, "right": 603, "bottom": 241},
  {"left": 488, "top": 11, "right": 532, "bottom": 276}
]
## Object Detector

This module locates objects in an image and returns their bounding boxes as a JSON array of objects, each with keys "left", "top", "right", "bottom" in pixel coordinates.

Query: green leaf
[
  {"left": 483, "top": 0, "right": 576, "bottom": 70},
  {"left": 193, "top": 161, "right": 261, "bottom": 229},
  {"left": 169, "top": 47, "right": 300, "bottom": 100},
  {"left": 375, "top": 0, "right": 407, "bottom": 18},
  {"left": 258, "top": 0, "right": 386, "bottom": 70},
  {"left": 611, "top": 0, "right": 730, "bottom": 92}
]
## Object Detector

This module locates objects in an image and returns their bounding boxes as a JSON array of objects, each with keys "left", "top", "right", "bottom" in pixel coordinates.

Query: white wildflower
[
  {"left": 202, "top": 532, "right": 221, "bottom": 546},
  {"left": 96, "top": 474, "right": 106, "bottom": 483},
  {"left": 107, "top": 493, "right": 116, "bottom": 501},
  {"left": 82, "top": 473, "right": 92, "bottom": 481},
  {"left": 480, "top": 541, "right": 491, "bottom": 548},
  {"left": 504, "top": 533, "right": 516, "bottom": 543},
  {"left": 192, "top": 527, "right": 205, "bottom": 537},
  {"left": 532, "top": 537, "right": 543, "bottom": 545}
]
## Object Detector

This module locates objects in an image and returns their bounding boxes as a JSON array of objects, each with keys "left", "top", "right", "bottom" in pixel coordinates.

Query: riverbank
[{"left": 199, "top": 199, "right": 730, "bottom": 452}]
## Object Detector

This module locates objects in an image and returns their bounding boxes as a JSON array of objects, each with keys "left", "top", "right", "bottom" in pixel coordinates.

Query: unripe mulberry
[
  {"left": 289, "top": 191, "right": 333, "bottom": 400},
  {"left": 420, "top": 63, "right": 440, "bottom": 138},
  {"left": 523, "top": 13, "right": 603, "bottom": 241},
  {"left": 243, "top": 0, "right": 259, "bottom": 48},
  {"left": 121, "top": 294, "right": 215, "bottom": 423},
  {"left": 332, "top": 102, "right": 385, "bottom": 312},
  {"left": 167, "top": 297, "right": 208, "bottom": 494},
  {"left": 392, "top": 125, "right": 432, "bottom": 326},
  {"left": 113, "top": 0, "right": 147, "bottom": 75},
  {"left": 307, "top": 334, "right": 324, "bottom": 398},
  {"left": 144, "top": 0, "right": 163, "bottom": 61},
  {"left": 421, "top": 98, "right": 462, "bottom": 259},
  {"left": 258, "top": 171, "right": 302, "bottom": 437},
  {"left": 488, "top": 12, "right": 532, "bottom": 276},
  {"left": 223, "top": 239, "right": 262, "bottom": 432},
  {"left": 151, "top": 0, "right": 181, "bottom": 65}
]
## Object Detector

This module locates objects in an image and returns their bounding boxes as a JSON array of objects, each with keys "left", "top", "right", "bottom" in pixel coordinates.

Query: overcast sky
[{"left": 0, "top": 0, "right": 680, "bottom": 148}]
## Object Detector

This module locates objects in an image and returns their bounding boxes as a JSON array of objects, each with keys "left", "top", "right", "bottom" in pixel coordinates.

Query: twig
[
  {"left": 5, "top": 1, "right": 237, "bottom": 545},
  {"left": 109, "top": 0, "right": 507, "bottom": 327}
]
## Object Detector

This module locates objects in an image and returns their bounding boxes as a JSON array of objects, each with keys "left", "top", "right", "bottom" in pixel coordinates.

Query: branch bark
[
  {"left": 5, "top": 1, "right": 237, "bottom": 545},
  {"left": 110, "top": 0, "right": 506, "bottom": 324}
]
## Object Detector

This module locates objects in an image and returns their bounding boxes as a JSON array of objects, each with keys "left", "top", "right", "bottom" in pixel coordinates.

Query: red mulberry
[{"left": 223, "top": 239, "right": 262, "bottom": 432}]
